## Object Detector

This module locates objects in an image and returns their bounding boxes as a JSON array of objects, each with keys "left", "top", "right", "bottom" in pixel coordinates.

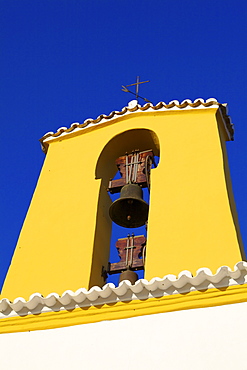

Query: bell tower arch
[{"left": 90, "top": 128, "right": 160, "bottom": 287}]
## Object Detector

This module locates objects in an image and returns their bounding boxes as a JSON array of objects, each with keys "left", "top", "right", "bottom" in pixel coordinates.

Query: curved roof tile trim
[
  {"left": 40, "top": 98, "right": 234, "bottom": 153},
  {"left": 0, "top": 261, "right": 246, "bottom": 316}
]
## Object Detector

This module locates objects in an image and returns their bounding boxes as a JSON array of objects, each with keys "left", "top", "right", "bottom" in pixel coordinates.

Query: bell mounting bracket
[
  {"left": 108, "top": 149, "right": 154, "bottom": 194},
  {"left": 108, "top": 234, "right": 146, "bottom": 275}
]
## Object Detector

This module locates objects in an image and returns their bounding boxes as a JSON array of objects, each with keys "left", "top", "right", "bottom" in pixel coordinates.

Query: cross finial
[{"left": 122, "top": 76, "right": 150, "bottom": 103}]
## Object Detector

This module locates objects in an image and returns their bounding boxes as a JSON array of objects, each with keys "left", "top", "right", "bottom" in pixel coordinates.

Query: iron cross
[{"left": 122, "top": 76, "right": 150, "bottom": 102}]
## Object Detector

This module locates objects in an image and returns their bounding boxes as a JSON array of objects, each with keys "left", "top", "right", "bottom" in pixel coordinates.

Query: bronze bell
[
  {"left": 119, "top": 269, "right": 138, "bottom": 285},
  {"left": 109, "top": 183, "right": 149, "bottom": 228}
]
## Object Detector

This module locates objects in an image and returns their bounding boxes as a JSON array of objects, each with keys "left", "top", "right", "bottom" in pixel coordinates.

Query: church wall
[{"left": 0, "top": 302, "right": 246, "bottom": 370}]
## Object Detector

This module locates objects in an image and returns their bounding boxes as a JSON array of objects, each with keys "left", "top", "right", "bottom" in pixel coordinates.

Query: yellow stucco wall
[
  {"left": 0, "top": 108, "right": 244, "bottom": 301},
  {"left": 1, "top": 283, "right": 247, "bottom": 334}
]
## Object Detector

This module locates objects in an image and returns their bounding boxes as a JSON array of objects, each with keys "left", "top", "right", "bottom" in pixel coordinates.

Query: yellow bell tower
[{"left": 0, "top": 98, "right": 244, "bottom": 301}]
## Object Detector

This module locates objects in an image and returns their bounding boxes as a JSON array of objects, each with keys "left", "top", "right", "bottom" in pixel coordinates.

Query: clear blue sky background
[{"left": 0, "top": 1, "right": 247, "bottom": 291}]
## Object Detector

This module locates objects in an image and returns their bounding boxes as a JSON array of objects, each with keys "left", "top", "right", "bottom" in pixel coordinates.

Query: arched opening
[{"left": 90, "top": 129, "right": 160, "bottom": 287}]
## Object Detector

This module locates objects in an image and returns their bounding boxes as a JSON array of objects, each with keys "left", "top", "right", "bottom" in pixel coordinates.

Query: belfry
[{"left": 0, "top": 98, "right": 246, "bottom": 368}]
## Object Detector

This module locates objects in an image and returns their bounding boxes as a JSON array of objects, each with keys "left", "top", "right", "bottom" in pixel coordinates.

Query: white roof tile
[
  {"left": 40, "top": 98, "right": 233, "bottom": 152},
  {"left": 1, "top": 261, "right": 246, "bottom": 316}
]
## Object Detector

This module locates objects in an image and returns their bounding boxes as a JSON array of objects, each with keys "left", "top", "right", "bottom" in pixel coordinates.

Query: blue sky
[{"left": 1, "top": 1, "right": 247, "bottom": 289}]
